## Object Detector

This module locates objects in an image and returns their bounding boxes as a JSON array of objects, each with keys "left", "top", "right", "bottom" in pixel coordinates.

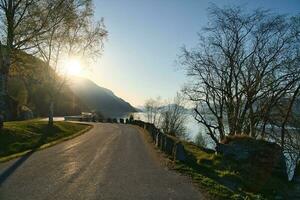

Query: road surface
[{"left": 0, "top": 123, "right": 204, "bottom": 200}]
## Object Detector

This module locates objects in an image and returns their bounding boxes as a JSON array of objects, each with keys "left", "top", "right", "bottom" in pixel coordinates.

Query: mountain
[
  {"left": 8, "top": 51, "right": 88, "bottom": 119},
  {"left": 7, "top": 51, "right": 135, "bottom": 119},
  {"left": 135, "top": 106, "right": 145, "bottom": 112},
  {"left": 69, "top": 77, "right": 136, "bottom": 117},
  {"left": 159, "top": 104, "right": 190, "bottom": 113}
]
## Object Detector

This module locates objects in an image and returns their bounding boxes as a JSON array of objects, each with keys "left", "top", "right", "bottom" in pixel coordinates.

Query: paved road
[{"left": 0, "top": 123, "right": 203, "bottom": 200}]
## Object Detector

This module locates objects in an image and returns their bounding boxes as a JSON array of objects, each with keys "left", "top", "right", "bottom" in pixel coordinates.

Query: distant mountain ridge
[
  {"left": 7, "top": 51, "right": 136, "bottom": 119},
  {"left": 69, "top": 77, "right": 136, "bottom": 117}
]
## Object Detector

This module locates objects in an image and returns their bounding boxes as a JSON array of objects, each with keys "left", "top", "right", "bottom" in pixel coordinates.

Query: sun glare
[{"left": 65, "top": 59, "right": 82, "bottom": 76}]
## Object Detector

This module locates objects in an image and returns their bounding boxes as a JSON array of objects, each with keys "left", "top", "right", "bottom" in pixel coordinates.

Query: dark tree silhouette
[{"left": 180, "top": 5, "right": 300, "bottom": 146}]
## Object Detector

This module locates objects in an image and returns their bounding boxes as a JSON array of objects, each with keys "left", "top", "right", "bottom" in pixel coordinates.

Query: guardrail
[{"left": 129, "top": 120, "right": 186, "bottom": 162}]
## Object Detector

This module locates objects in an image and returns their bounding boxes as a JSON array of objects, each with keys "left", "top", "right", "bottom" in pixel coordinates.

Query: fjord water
[{"left": 127, "top": 112, "right": 214, "bottom": 147}]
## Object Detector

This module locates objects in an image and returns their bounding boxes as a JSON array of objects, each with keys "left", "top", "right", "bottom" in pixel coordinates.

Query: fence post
[{"left": 174, "top": 142, "right": 186, "bottom": 161}]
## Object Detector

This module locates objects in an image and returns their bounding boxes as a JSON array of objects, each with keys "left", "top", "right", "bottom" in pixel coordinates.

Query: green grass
[
  {"left": 0, "top": 120, "right": 89, "bottom": 158},
  {"left": 171, "top": 141, "right": 292, "bottom": 200}
]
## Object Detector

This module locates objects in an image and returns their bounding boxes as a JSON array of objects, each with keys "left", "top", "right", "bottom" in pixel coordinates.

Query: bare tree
[
  {"left": 33, "top": 0, "right": 107, "bottom": 126},
  {"left": 160, "top": 93, "right": 189, "bottom": 140},
  {"left": 180, "top": 5, "right": 300, "bottom": 146},
  {"left": 144, "top": 96, "right": 162, "bottom": 127},
  {"left": 285, "top": 128, "right": 300, "bottom": 180},
  {"left": 195, "top": 131, "right": 208, "bottom": 148},
  {"left": 0, "top": 0, "right": 64, "bottom": 121}
]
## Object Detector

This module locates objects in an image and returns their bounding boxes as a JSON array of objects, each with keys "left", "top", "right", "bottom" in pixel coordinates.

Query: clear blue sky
[{"left": 85, "top": 0, "right": 300, "bottom": 107}]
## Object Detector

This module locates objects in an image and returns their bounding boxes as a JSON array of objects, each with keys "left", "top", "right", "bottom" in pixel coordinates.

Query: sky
[{"left": 82, "top": 0, "right": 300, "bottom": 107}]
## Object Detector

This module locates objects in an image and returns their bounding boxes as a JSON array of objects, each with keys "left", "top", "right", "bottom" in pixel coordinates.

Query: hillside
[
  {"left": 7, "top": 52, "right": 88, "bottom": 118},
  {"left": 7, "top": 52, "right": 136, "bottom": 119},
  {"left": 69, "top": 77, "right": 136, "bottom": 117}
]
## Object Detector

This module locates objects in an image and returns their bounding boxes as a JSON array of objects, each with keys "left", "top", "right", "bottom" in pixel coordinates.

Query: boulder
[
  {"left": 160, "top": 134, "right": 166, "bottom": 151},
  {"left": 156, "top": 132, "right": 162, "bottom": 147},
  {"left": 217, "top": 136, "right": 288, "bottom": 190},
  {"left": 174, "top": 142, "right": 186, "bottom": 161},
  {"left": 165, "top": 136, "right": 175, "bottom": 156},
  {"left": 151, "top": 131, "right": 157, "bottom": 143}
]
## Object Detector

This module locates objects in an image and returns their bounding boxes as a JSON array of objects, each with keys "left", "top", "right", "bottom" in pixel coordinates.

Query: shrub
[
  {"left": 221, "top": 134, "right": 252, "bottom": 144},
  {"left": 195, "top": 132, "right": 207, "bottom": 148}
]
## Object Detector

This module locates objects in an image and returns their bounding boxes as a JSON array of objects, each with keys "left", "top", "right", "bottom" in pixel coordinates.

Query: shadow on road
[
  {"left": 0, "top": 132, "right": 50, "bottom": 186},
  {"left": 0, "top": 151, "right": 34, "bottom": 186}
]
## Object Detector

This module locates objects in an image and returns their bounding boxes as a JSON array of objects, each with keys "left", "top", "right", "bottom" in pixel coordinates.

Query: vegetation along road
[{"left": 0, "top": 123, "right": 203, "bottom": 200}]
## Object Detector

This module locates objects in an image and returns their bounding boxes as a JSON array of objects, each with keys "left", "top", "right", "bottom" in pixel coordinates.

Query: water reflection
[{"left": 120, "top": 112, "right": 215, "bottom": 148}]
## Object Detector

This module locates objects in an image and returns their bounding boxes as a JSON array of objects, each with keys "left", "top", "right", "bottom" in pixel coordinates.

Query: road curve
[{"left": 0, "top": 123, "right": 204, "bottom": 200}]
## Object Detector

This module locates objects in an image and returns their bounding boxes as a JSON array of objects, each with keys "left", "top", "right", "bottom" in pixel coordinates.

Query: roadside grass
[
  {"left": 0, "top": 120, "right": 89, "bottom": 158},
  {"left": 171, "top": 141, "right": 292, "bottom": 200}
]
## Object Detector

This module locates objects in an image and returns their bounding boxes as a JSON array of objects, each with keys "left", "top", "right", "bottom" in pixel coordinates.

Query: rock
[
  {"left": 217, "top": 136, "right": 288, "bottom": 190},
  {"left": 160, "top": 134, "right": 166, "bottom": 151},
  {"left": 156, "top": 132, "right": 162, "bottom": 147},
  {"left": 165, "top": 136, "right": 175, "bottom": 156},
  {"left": 175, "top": 142, "right": 186, "bottom": 161},
  {"left": 146, "top": 123, "right": 156, "bottom": 133},
  {"left": 151, "top": 131, "right": 157, "bottom": 143}
]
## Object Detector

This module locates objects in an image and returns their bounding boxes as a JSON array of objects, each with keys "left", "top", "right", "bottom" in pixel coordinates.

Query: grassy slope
[
  {"left": 0, "top": 120, "right": 89, "bottom": 158},
  {"left": 171, "top": 141, "right": 291, "bottom": 200}
]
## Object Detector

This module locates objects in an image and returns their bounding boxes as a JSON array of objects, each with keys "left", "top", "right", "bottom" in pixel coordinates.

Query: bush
[
  {"left": 221, "top": 134, "right": 252, "bottom": 144},
  {"left": 195, "top": 132, "right": 207, "bottom": 148}
]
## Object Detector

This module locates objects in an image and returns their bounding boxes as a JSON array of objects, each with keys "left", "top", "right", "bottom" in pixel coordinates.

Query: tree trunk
[
  {"left": 0, "top": 44, "right": 10, "bottom": 124},
  {"left": 0, "top": 0, "right": 14, "bottom": 122},
  {"left": 48, "top": 101, "right": 54, "bottom": 126},
  {"left": 249, "top": 105, "right": 256, "bottom": 137},
  {"left": 0, "top": 73, "right": 7, "bottom": 110},
  {"left": 0, "top": 73, "right": 5, "bottom": 129},
  {"left": 281, "top": 84, "right": 300, "bottom": 149}
]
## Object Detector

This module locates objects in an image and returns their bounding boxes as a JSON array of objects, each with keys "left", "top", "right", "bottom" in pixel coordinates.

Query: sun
[{"left": 64, "top": 59, "right": 82, "bottom": 76}]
